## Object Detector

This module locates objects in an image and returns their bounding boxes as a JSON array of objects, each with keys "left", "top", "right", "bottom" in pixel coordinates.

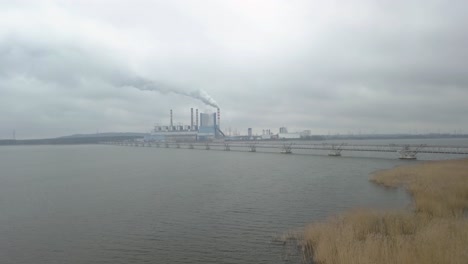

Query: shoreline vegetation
[{"left": 302, "top": 158, "right": 468, "bottom": 264}]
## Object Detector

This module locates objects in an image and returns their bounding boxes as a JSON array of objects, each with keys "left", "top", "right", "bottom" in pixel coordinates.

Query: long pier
[{"left": 102, "top": 140, "right": 468, "bottom": 160}]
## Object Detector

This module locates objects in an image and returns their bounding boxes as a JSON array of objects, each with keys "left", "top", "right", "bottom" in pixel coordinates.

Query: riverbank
[{"left": 303, "top": 158, "right": 468, "bottom": 264}]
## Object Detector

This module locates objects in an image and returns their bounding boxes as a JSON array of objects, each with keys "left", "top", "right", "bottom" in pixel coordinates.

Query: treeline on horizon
[
  {"left": 1, "top": 133, "right": 467, "bottom": 146},
  {"left": 323, "top": 133, "right": 468, "bottom": 140},
  {"left": 0, "top": 135, "right": 143, "bottom": 145}
]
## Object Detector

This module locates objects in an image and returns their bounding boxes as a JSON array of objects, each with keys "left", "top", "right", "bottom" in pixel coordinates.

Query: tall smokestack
[
  {"left": 217, "top": 108, "right": 220, "bottom": 129},
  {"left": 190, "top": 108, "right": 194, "bottom": 130},
  {"left": 195, "top": 109, "right": 199, "bottom": 128},
  {"left": 170, "top": 109, "right": 173, "bottom": 127}
]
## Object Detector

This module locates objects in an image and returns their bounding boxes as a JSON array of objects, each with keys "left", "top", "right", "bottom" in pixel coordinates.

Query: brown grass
[
  {"left": 303, "top": 159, "right": 468, "bottom": 264},
  {"left": 372, "top": 159, "right": 468, "bottom": 217}
]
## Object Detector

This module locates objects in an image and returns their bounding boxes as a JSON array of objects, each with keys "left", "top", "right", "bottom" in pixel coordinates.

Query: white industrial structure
[
  {"left": 278, "top": 133, "right": 301, "bottom": 139},
  {"left": 145, "top": 108, "right": 224, "bottom": 142}
]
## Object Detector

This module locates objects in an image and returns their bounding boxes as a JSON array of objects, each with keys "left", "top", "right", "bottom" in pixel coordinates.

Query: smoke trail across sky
[
  {"left": 122, "top": 77, "right": 219, "bottom": 108},
  {"left": 0, "top": 34, "right": 220, "bottom": 109}
]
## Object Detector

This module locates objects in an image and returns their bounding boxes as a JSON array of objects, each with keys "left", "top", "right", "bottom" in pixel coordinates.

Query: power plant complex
[{"left": 145, "top": 108, "right": 224, "bottom": 142}]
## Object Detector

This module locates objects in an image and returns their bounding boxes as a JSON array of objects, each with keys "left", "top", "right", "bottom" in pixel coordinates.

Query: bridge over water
[{"left": 103, "top": 140, "right": 468, "bottom": 160}]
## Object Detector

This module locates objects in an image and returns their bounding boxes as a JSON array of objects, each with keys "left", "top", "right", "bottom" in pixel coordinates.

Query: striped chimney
[
  {"left": 170, "top": 109, "right": 173, "bottom": 127},
  {"left": 217, "top": 108, "right": 220, "bottom": 129},
  {"left": 190, "top": 108, "right": 194, "bottom": 130}
]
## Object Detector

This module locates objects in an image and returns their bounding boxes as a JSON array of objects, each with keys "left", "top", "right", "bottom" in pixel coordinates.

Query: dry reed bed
[{"left": 303, "top": 159, "right": 468, "bottom": 264}]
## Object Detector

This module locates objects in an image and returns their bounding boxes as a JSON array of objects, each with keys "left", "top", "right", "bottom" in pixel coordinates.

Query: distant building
[
  {"left": 248, "top": 128, "right": 252, "bottom": 137},
  {"left": 199, "top": 113, "right": 213, "bottom": 127},
  {"left": 261, "top": 129, "right": 273, "bottom": 140},
  {"left": 279, "top": 127, "right": 288, "bottom": 133},
  {"left": 198, "top": 112, "right": 218, "bottom": 140},
  {"left": 278, "top": 133, "right": 301, "bottom": 139},
  {"left": 301, "top": 130, "right": 311, "bottom": 137}
]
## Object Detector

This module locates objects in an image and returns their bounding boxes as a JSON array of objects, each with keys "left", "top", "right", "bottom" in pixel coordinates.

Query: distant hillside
[
  {"left": 59, "top": 132, "right": 148, "bottom": 138},
  {"left": 0, "top": 132, "right": 148, "bottom": 145}
]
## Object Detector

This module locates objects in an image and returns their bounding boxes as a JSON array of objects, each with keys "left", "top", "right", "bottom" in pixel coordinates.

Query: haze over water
[{"left": 1, "top": 139, "right": 465, "bottom": 263}]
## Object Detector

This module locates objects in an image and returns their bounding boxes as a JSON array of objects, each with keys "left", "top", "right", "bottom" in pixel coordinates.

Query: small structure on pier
[
  {"left": 328, "top": 143, "right": 345, "bottom": 156},
  {"left": 399, "top": 144, "right": 425, "bottom": 160},
  {"left": 248, "top": 142, "right": 257, "bottom": 152},
  {"left": 224, "top": 143, "right": 231, "bottom": 151},
  {"left": 281, "top": 143, "right": 293, "bottom": 154}
]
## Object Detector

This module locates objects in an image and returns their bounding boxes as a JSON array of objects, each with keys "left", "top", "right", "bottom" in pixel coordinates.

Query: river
[{"left": 1, "top": 138, "right": 466, "bottom": 263}]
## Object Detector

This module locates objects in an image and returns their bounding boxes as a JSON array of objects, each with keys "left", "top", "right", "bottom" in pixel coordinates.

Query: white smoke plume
[
  {"left": 1, "top": 33, "right": 220, "bottom": 109},
  {"left": 122, "top": 77, "right": 219, "bottom": 108}
]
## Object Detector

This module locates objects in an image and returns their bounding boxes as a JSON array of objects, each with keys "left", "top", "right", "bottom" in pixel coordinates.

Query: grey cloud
[{"left": 1, "top": 0, "right": 468, "bottom": 138}]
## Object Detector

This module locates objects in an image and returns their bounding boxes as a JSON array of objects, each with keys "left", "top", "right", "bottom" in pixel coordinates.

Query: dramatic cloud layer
[{"left": 1, "top": 0, "right": 467, "bottom": 138}]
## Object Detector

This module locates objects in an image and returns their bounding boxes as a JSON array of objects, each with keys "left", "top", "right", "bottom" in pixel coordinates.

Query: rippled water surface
[{"left": 1, "top": 142, "right": 446, "bottom": 263}]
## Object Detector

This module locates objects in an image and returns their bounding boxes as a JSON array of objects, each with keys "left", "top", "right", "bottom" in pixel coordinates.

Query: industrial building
[
  {"left": 278, "top": 129, "right": 313, "bottom": 139},
  {"left": 278, "top": 133, "right": 301, "bottom": 139},
  {"left": 144, "top": 108, "right": 224, "bottom": 142}
]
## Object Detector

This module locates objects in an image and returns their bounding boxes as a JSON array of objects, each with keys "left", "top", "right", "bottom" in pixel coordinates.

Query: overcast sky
[{"left": 1, "top": 0, "right": 467, "bottom": 138}]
